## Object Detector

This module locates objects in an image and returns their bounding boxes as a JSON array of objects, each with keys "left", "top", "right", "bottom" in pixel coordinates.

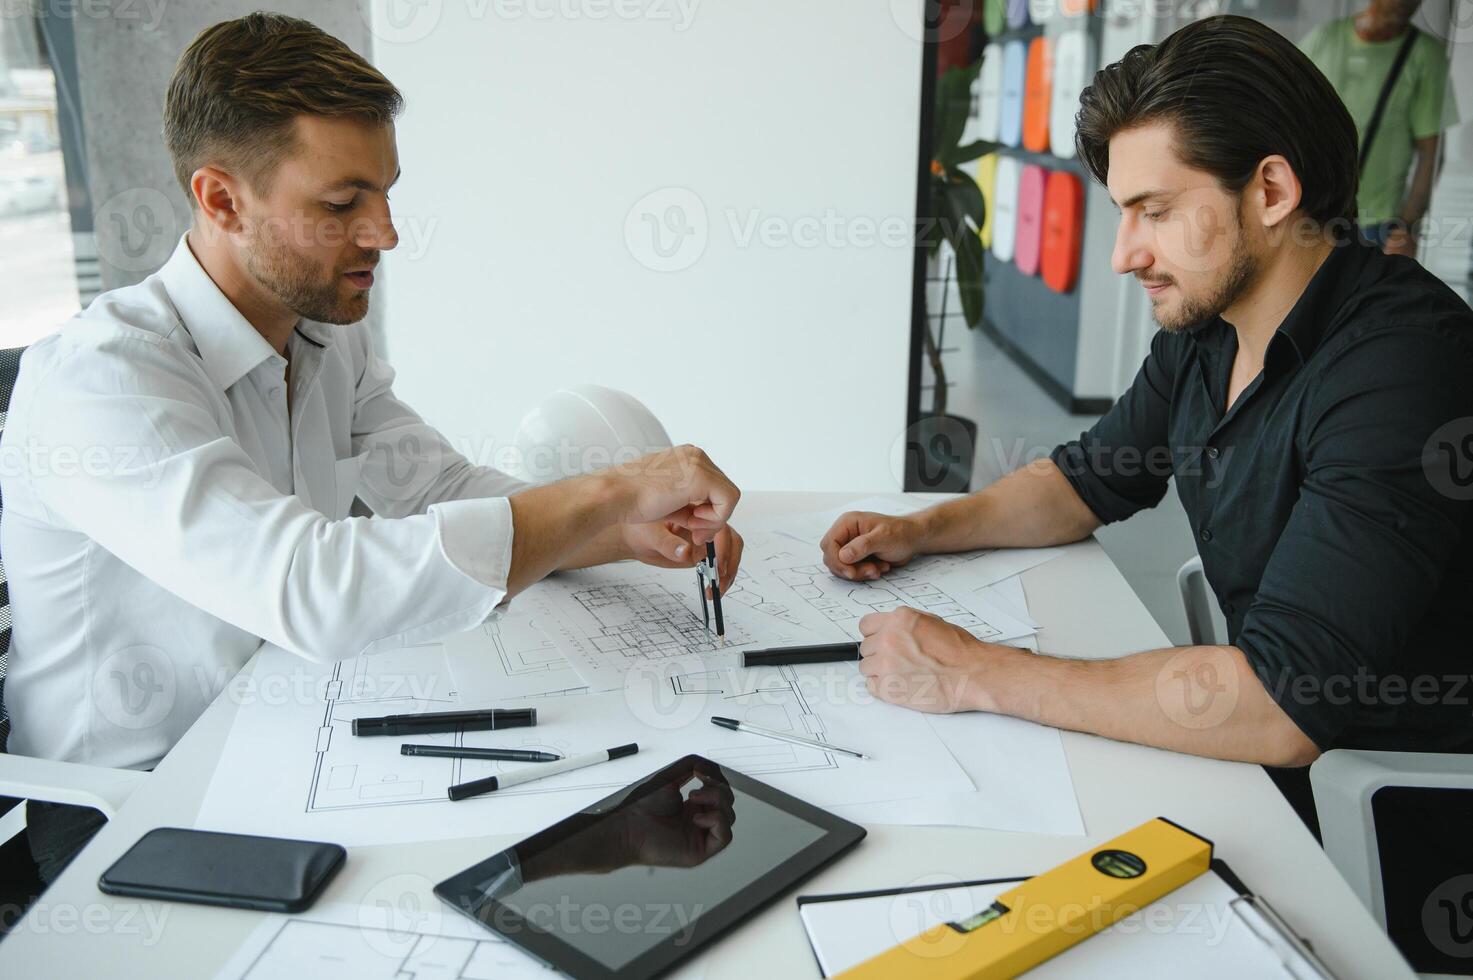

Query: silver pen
[{"left": 710, "top": 716, "right": 870, "bottom": 760}]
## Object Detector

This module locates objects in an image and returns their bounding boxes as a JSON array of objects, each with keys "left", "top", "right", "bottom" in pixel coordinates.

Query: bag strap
[{"left": 1359, "top": 27, "right": 1418, "bottom": 172}]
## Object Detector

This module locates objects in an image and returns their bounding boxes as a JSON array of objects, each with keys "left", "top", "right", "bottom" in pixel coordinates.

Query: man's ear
[
  {"left": 190, "top": 165, "right": 245, "bottom": 235},
  {"left": 1250, "top": 154, "right": 1303, "bottom": 231}
]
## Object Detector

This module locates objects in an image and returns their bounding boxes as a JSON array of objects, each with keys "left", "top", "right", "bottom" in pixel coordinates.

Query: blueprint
[
  {"left": 194, "top": 644, "right": 976, "bottom": 847},
  {"left": 762, "top": 558, "right": 1037, "bottom": 643},
  {"left": 194, "top": 523, "right": 1080, "bottom": 849},
  {"left": 526, "top": 559, "right": 823, "bottom": 694},
  {"left": 771, "top": 496, "right": 1065, "bottom": 592},
  {"left": 443, "top": 615, "right": 587, "bottom": 703},
  {"left": 213, "top": 900, "right": 554, "bottom": 980},
  {"left": 524, "top": 534, "right": 1040, "bottom": 696}
]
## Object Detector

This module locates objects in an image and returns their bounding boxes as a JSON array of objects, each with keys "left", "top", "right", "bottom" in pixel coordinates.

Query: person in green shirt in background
[{"left": 1300, "top": 0, "right": 1453, "bottom": 257}]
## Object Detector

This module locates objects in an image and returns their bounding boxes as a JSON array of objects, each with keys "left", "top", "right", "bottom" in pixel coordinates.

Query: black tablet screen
[{"left": 442, "top": 757, "right": 841, "bottom": 974}]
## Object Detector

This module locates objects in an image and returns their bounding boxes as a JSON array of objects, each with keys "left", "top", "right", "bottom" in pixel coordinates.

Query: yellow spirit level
[{"left": 836, "top": 817, "right": 1213, "bottom": 979}]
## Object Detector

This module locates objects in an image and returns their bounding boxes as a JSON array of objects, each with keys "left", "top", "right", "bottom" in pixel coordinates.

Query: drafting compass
[{"left": 696, "top": 540, "right": 726, "bottom": 636}]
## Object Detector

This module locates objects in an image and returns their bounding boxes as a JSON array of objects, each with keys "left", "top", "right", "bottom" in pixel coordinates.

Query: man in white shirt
[{"left": 0, "top": 12, "right": 743, "bottom": 882}]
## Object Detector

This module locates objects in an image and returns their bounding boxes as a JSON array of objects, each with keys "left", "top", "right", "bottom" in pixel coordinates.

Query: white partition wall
[{"left": 368, "top": 0, "right": 925, "bottom": 491}]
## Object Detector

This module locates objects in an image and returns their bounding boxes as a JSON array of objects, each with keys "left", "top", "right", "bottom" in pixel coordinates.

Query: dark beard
[
  {"left": 245, "top": 241, "right": 372, "bottom": 325},
  {"left": 1154, "top": 211, "right": 1258, "bottom": 333}
]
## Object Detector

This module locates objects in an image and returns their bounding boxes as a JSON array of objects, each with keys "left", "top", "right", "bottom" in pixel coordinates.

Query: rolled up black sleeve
[
  {"left": 1051, "top": 329, "right": 1178, "bottom": 524},
  {"left": 1237, "top": 324, "right": 1473, "bottom": 749}
]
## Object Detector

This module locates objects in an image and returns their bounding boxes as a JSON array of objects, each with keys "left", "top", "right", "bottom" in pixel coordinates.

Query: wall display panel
[
  {"left": 991, "top": 155, "right": 1022, "bottom": 262},
  {"left": 977, "top": 153, "right": 999, "bottom": 248},
  {"left": 977, "top": 42, "right": 1003, "bottom": 143},
  {"left": 1022, "top": 36, "right": 1052, "bottom": 153},
  {"left": 999, "top": 40, "right": 1027, "bottom": 148},
  {"left": 1049, "top": 29, "right": 1093, "bottom": 159},
  {"left": 1015, "top": 163, "right": 1046, "bottom": 275},
  {"left": 1041, "top": 169, "right": 1084, "bottom": 293}
]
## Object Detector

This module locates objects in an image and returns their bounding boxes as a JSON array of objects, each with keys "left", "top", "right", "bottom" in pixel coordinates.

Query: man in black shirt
[{"left": 821, "top": 17, "right": 1473, "bottom": 807}]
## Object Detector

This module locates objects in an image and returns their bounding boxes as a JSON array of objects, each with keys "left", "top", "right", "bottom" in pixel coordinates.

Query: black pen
[
  {"left": 352, "top": 707, "right": 536, "bottom": 737},
  {"left": 448, "top": 743, "right": 639, "bottom": 801},
  {"left": 741, "top": 642, "right": 861, "bottom": 668},
  {"left": 401, "top": 744, "right": 562, "bottom": 763},
  {"left": 711, "top": 716, "right": 869, "bottom": 759}
]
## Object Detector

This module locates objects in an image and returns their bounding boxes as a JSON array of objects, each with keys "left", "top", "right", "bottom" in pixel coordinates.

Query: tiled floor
[{"left": 938, "top": 323, "right": 1200, "bottom": 647}]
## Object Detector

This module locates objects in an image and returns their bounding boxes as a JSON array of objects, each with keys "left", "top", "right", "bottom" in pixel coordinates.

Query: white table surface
[{"left": 0, "top": 491, "right": 1415, "bottom": 979}]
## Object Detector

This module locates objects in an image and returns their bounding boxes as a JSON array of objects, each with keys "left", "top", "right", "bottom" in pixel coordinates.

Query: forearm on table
[
  {"left": 978, "top": 643, "right": 1320, "bottom": 767},
  {"left": 506, "top": 473, "right": 628, "bottom": 596},
  {"left": 912, "top": 460, "right": 1100, "bottom": 553}
]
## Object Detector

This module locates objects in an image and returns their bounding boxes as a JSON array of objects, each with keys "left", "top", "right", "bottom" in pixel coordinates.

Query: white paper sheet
[
  {"left": 799, "top": 871, "right": 1307, "bottom": 978},
  {"left": 822, "top": 568, "right": 1080, "bottom": 835},
  {"left": 829, "top": 709, "right": 1083, "bottom": 835},
  {"left": 925, "top": 544, "right": 1066, "bottom": 594},
  {"left": 753, "top": 556, "right": 1039, "bottom": 643},
  {"left": 979, "top": 574, "right": 1034, "bottom": 628},
  {"left": 525, "top": 559, "right": 825, "bottom": 694},
  {"left": 215, "top": 895, "right": 716, "bottom": 980},
  {"left": 771, "top": 495, "right": 925, "bottom": 546},
  {"left": 194, "top": 648, "right": 975, "bottom": 847},
  {"left": 213, "top": 900, "right": 553, "bottom": 980},
  {"left": 443, "top": 614, "right": 588, "bottom": 703}
]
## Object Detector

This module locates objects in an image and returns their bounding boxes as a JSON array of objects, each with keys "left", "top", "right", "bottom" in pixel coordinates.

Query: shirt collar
[
  {"left": 1184, "top": 236, "right": 1374, "bottom": 366},
  {"left": 157, "top": 235, "right": 335, "bottom": 391},
  {"left": 1270, "top": 236, "right": 1372, "bottom": 364}
]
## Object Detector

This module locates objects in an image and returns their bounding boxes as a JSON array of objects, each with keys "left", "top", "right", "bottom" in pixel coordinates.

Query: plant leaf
[
  {"left": 951, "top": 139, "right": 997, "bottom": 165},
  {"left": 933, "top": 60, "right": 982, "bottom": 166},
  {"left": 943, "top": 169, "right": 985, "bottom": 232},
  {"left": 951, "top": 231, "right": 987, "bottom": 329}
]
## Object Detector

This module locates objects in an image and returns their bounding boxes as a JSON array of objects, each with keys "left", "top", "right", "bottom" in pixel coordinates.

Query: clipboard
[{"left": 797, "top": 859, "right": 1339, "bottom": 979}]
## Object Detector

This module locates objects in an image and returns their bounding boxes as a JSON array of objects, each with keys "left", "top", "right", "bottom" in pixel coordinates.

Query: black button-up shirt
[{"left": 1052, "top": 238, "right": 1473, "bottom": 753}]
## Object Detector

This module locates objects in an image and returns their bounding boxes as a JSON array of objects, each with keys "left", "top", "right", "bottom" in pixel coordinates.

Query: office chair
[
  {"left": 1176, "top": 555, "right": 1222, "bottom": 646},
  {"left": 508, "top": 384, "right": 674, "bottom": 483},
  {"left": 0, "top": 346, "right": 146, "bottom": 858},
  {"left": 1178, "top": 555, "right": 1473, "bottom": 976}
]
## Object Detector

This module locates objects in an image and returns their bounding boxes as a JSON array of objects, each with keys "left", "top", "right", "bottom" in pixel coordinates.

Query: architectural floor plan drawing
[
  {"left": 526, "top": 562, "right": 804, "bottom": 693},
  {"left": 306, "top": 643, "right": 510, "bottom": 816},
  {"left": 443, "top": 614, "right": 589, "bottom": 704},
  {"left": 215, "top": 905, "right": 553, "bottom": 980},
  {"left": 766, "top": 561, "right": 1033, "bottom": 643},
  {"left": 666, "top": 664, "right": 840, "bottom": 774},
  {"left": 196, "top": 642, "right": 977, "bottom": 847},
  {"left": 570, "top": 578, "right": 749, "bottom": 660},
  {"left": 716, "top": 569, "right": 811, "bottom": 629}
]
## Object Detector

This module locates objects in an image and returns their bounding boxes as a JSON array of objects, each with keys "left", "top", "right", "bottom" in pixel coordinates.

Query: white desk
[{"left": 0, "top": 492, "right": 1415, "bottom": 979}]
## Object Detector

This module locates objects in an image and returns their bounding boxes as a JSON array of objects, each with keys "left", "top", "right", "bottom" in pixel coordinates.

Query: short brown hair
[
  {"left": 164, "top": 12, "right": 403, "bottom": 202},
  {"left": 1075, "top": 15, "right": 1358, "bottom": 225}
]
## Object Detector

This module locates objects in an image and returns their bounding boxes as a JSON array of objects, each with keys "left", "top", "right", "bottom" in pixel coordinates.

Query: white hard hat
[{"left": 509, "top": 385, "right": 673, "bottom": 484}]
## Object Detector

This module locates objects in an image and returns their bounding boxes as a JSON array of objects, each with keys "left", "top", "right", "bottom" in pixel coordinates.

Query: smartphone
[{"left": 98, "top": 827, "right": 345, "bottom": 913}]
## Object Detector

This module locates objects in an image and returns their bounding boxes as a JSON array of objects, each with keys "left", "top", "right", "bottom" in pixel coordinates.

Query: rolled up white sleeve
[
  {"left": 433, "top": 495, "right": 515, "bottom": 592},
  {"left": 22, "top": 332, "right": 509, "bottom": 663}
]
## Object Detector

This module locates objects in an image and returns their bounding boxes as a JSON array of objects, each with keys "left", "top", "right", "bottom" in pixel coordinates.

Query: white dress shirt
[{"left": 1, "top": 236, "right": 528, "bottom": 770}]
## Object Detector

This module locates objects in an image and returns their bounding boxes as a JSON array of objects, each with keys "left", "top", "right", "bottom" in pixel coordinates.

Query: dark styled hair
[
  {"left": 164, "top": 12, "right": 403, "bottom": 202},
  {"left": 1074, "top": 15, "right": 1358, "bottom": 224}
]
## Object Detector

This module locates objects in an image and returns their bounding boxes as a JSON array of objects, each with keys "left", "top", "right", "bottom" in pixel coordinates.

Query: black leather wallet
[{"left": 98, "top": 827, "right": 346, "bottom": 913}]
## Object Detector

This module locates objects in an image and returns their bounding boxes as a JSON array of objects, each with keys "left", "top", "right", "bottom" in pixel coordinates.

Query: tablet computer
[{"left": 435, "top": 754, "right": 866, "bottom": 980}]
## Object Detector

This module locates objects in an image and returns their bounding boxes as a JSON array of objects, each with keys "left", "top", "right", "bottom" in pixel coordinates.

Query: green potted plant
[{"left": 907, "top": 58, "right": 993, "bottom": 493}]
